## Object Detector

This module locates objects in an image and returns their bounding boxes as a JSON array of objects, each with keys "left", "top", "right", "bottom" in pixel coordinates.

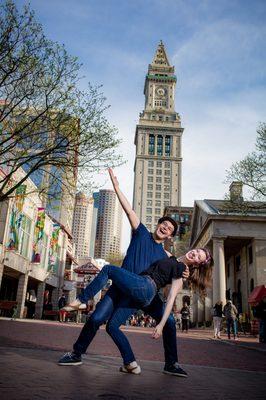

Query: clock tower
[{"left": 132, "top": 41, "right": 184, "bottom": 231}]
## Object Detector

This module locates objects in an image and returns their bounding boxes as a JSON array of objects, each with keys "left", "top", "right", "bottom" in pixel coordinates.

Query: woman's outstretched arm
[{"left": 152, "top": 278, "right": 183, "bottom": 339}]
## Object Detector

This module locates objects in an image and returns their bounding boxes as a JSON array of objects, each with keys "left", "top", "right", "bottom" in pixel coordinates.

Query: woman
[
  {"left": 213, "top": 301, "right": 223, "bottom": 339},
  {"left": 64, "top": 248, "right": 212, "bottom": 342}
]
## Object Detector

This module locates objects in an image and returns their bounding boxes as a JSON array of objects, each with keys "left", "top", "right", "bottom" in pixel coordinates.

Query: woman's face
[{"left": 185, "top": 249, "right": 207, "bottom": 266}]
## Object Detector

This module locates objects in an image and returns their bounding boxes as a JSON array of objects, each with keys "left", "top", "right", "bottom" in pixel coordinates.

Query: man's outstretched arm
[{"left": 109, "top": 168, "right": 140, "bottom": 230}]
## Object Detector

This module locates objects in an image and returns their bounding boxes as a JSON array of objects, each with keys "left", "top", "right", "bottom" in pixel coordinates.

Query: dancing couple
[{"left": 58, "top": 169, "right": 213, "bottom": 376}]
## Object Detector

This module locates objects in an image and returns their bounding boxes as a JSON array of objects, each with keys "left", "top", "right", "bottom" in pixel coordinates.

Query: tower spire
[{"left": 151, "top": 40, "right": 170, "bottom": 67}]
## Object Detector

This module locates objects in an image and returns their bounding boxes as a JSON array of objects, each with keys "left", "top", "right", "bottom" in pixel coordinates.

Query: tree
[
  {"left": 0, "top": 0, "right": 122, "bottom": 204},
  {"left": 225, "top": 123, "right": 266, "bottom": 201}
]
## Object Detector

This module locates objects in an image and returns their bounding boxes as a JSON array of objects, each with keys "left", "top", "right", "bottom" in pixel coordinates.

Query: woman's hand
[
  {"left": 152, "top": 324, "right": 163, "bottom": 339},
  {"left": 108, "top": 168, "right": 119, "bottom": 190},
  {"left": 182, "top": 265, "right": 189, "bottom": 280}
]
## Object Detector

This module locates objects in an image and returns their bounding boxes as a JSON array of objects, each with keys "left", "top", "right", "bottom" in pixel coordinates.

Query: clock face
[{"left": 156, "top": 87, "right": 166, "bottom": 97}]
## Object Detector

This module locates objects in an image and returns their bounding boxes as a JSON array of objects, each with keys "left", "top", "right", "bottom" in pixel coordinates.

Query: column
[
  {"left": 212, "top": 237, "right": 227, "bottom": 305},
  {"left": 51, "top": 287, "right": 60, "bottom": 311},
  {"left": 16, "top": 273, "right": 29, "bottom": 319},
  {"left": 0, "top": 262, "right": 4, "bottom": 290},
  {"left": 34, "top": 282, "right": 46, "bottom": 319},
  {"left": 204, "top": 287, "right": 213, "bottom": 322}
]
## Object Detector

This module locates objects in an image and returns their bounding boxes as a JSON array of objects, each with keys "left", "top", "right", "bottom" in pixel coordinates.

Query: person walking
[
  {"left": 213, "top": 301, "right": 223, "bottom": 339},
  {"left": 180, "top": 303, "right": 190, "bottom": 333},
  {"left": 223, "top": 300, "right": 238, "bottom": 340},
  {"left": 58, "top": 294, "right": 67, "bottom": 323}
]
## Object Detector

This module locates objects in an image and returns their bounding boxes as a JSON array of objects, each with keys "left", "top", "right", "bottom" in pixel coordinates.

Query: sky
[{"left": 14, "top": 0, "right": 266, "bottom": 252}]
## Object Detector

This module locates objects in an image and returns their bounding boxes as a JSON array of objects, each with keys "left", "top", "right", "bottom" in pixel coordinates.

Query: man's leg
[{"left": 144, "top": 295, "right": 187, "bottom": 377}]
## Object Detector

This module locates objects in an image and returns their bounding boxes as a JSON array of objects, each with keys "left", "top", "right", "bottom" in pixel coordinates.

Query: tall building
[
  {"left": 72, "top": 192, "right": 94, "bottom": 259},
  {"left": 89, "top": 192, "right": 100, "bottom": 256},
  {"left": 133, "top": 41, "right": 184, "bottom": 231},
  {"left": 94, "top": 190, "right": 122, "bottom": 260}
]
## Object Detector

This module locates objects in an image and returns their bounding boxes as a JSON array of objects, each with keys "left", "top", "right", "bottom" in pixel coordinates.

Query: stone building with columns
[
  {"left": 189, "top": 182, "right": 266, "bottom": 325},
  {"left": 0, "top": 168, "right": 77, "bottom": 319}
]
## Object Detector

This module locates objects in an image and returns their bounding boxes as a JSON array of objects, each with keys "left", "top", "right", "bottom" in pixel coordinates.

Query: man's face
[{"left": 154, "top": 220, "right": 175, "bottom": 241}]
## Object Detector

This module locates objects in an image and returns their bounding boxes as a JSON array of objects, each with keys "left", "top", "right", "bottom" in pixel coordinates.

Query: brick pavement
[
  {"left": 0, "top": 318, "right": 265, "bottom": 371},
  {"left": 1, "top": 318, "right": 265, "bottom": 400}
]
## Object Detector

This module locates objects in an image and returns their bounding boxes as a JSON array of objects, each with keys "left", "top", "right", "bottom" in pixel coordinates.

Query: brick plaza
[{"left": 1, "top": 318, "right": 265, "bottom": 400}]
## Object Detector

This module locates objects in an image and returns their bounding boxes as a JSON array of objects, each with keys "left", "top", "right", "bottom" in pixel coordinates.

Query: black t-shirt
[{"left": 140, "top": 256, "right": 185, "bottom": 290}]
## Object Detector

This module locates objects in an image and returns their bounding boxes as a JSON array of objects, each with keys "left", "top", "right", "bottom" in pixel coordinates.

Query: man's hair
[{"left": 157, "top": 216, "right": 178, "bottom": 237}]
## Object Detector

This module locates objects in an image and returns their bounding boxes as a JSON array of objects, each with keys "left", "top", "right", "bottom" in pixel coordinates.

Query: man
[
  {"left": 223, "top": 300, "right": 238, "bottom": 340},
  {"left": 59, "top": 169, "right": 189, "bottom": 377}
]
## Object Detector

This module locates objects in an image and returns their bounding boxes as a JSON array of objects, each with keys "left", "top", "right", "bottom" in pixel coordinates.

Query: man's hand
[
  {"left": 108, "top": 168, "right": 119, "bottom": 190},
  {"left": 152, "top": 324, "right": 163, "bottom": 339},
  {"left": 182, "top": 265, "right": 189, "bottom": 280}
]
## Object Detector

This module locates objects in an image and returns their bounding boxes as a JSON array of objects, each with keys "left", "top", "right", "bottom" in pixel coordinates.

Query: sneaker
[
  {"left": 58, "top": 352, "right": 82, "bottom": 366},
  {"left": 63, "top": 299, "right": 86, "bottom": 312},
  {"left": 163, "top": 363, "right": 188, "bottom": 378},
  {"left": 119, "top": 361, "right": 141, "bottom": 375}
]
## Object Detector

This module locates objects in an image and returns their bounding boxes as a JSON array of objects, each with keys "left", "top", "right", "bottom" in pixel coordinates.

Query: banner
[
  {"left": 7, "top": 185, "right": 27, "bottom": 250},
  {"left": 48, "top": 223, "right": 60, "bottom": 269},
  {"left": 32, "top": 207, "right": 45, "bottom": 263}
]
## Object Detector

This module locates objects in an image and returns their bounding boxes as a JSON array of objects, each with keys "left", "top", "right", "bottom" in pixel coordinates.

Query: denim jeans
[
  {"left": 73, "top": 284, "right": 178, "bottom": 365},
  {"left": 78, "top": 265, "right": 156, "bottom": 307},
  {"left": 226, "top": 317, "right": 237, "bottom": 338}
]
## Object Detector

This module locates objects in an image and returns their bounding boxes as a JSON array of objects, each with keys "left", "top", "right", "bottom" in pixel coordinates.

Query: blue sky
[{"left": 14, "top": 0, "right": 266, "bottom": 251}]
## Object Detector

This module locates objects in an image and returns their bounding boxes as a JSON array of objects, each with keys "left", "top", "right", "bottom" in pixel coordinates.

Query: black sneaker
[
  {"left": 163, "top": 363, "right": 188, "bottom": 377},
  {"left": 58, "top": 352, "right": 82, "bottom": 366}
]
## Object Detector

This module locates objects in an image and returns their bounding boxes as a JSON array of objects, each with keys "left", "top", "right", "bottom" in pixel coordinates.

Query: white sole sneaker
[{"left": 119, "top": 364, "right": 141, "bottom": 375}]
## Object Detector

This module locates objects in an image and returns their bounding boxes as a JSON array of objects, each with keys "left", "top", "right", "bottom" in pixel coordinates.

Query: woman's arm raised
[
  {"left": 152, "top": 278, "right": 183, "bottom": 339},
  {"left": 108, "top": 168, "right": 140, "bottom": 230}
]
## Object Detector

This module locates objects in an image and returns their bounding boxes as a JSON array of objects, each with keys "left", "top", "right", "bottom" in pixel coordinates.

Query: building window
[
  {"left": 156, "top": 169, "right": 162, "bottom": 175},
  {"left": 165, "top": 135, "right": 171, "bottom": 156},
  {"left": 148, "top": 168, "right": 153, "bottom": 175},
  {"left": 164, "top": 177, "right": 170, "bottom": 183},
  {"left": 146, "top": 216, "right": 152, "bottom": 223},
  {"left": 156, "top": 177, "right": 162, "bottom": 183},
  {"left": 156, "top": 185, "right": 161, "bottom": 191},
  {"left": 164, "top": 170, "right": 170, "bottom": 176},
  {"left": 165, "top": 161, "right": 170, "bottom": 168},
  {"left": 157, "top": 135, "right": 163, "bottom": 156},
  {"left": 155, "top": 208, "right": 161, "bottom": 215},
  {"left": 164, "top": 193, "right": 170, "bottom": 199},
  {"left": 164, "top": 185, "right": 170, "bottom": 191},
  {"left": 147, "top": 184, "right": 153, "bottom": 190},
  {"left": 235, "top": 255, "right": 241, "bottom": 271},
  {"left": 149, "top": 134, "right": 155, "bottom": 155},
  {"left": 148, "top": 160, "right": 154, "bottom": 167},
  {"left": 148, "top": 176, "right": 153, "bottom": 182},
  {"left": 156, "top": 161, "right": 162, "bottom": 167},
  {"left": 248, "top": 246, "right": 253, "bottom": 264},
  {"left": 164, "top": 201, "right": 170, "bottom": 207},
  {"left": 147, "top": 192, "right": 153, "bottom": 198},
  {"left": 250, "top": 278, "right": 254, "bottom": 293},
  {"left": 147, "top": 200, "right": 152, "bottom": 206},
  {"left": 155, "top": 201, "right": 161, "bottom": 206},
  {"left": 155, "top": 192, "right": 161, "bottom": 199}
]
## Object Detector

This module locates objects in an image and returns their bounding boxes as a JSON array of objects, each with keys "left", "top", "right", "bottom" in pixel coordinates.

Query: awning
[{"left": 248, "top": 285, "right": 266, "bottom": 305}]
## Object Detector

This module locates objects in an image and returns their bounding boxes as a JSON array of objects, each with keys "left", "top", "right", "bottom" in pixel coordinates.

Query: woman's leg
[{"left": 78, "top": 264, "right": 154, "bottom": 305}]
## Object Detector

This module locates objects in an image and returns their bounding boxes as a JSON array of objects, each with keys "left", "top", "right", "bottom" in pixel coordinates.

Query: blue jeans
[
  {"left": 226, "top": 317, "right": 237, "bottom": 338},
  {"left": 74, "top": 284, "right": 178, "bottom": 365},
  {"left": 78, "top": 265, "right": 156, "bottom": 308}
]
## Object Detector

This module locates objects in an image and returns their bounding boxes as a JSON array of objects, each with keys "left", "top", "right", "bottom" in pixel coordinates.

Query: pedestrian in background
[
  {"left": 213, "top": 301, "right": 223, "bottom": 339},
  {"left": 181, "top": 302, "right": 190, "bottom": 333},
  {"left": 223, "top": 300, "right": 238, "bottom": 340},
  {"left": 58, "top": 293, "right": 67, "bottom": 323}
]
